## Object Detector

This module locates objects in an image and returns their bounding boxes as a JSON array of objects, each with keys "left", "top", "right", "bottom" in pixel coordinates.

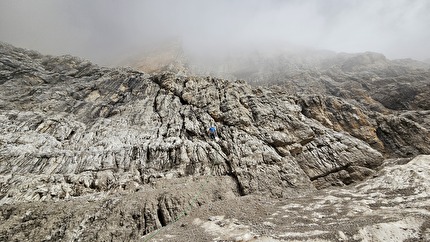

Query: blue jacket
[{"left": 209, "top": 127, "right": 216, "bottom": 133}]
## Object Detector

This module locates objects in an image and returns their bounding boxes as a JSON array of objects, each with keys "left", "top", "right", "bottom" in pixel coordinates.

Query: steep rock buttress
[{"left": 0, "top": 43, "right": 390, "bottom": 239}]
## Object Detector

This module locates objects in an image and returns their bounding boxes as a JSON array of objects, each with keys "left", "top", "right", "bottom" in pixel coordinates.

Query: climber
[{"left": 207, "top": 126, "right": 217, "bottom": 140}]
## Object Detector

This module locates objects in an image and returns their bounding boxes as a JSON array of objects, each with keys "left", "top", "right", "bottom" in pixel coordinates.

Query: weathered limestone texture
[{"left": 1, "top": 43, "right": 429, "bottom": 241}]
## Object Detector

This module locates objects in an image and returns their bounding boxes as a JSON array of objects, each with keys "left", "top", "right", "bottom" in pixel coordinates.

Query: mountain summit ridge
[{"left": 0, "top": 42, "right": 429, "bottom": 241}]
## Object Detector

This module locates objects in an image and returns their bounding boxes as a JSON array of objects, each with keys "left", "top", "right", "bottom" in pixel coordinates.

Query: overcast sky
[{"left": 1, "top": 0, "right": 429, "bottom": 64}]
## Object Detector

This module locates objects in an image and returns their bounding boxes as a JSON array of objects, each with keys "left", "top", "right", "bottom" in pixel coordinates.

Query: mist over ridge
[
  {"left": 1, "top": 0, "right": 430, "bottom": 237},
  {"left": 1, "top": 0, "right": 430, "bottom": 65}
]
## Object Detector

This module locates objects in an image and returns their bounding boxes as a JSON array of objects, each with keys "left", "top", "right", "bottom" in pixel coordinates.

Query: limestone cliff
[{"left": 0, "top": 43, "right": 429, "bottom": 241}]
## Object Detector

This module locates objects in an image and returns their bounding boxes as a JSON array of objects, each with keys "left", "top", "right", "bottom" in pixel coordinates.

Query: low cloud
[{"left": 1, "top": 0, "right": 429, "bottom": 64}]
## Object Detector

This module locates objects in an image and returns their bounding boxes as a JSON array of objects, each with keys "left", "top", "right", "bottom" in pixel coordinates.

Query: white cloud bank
[{"left": 1, "top": 0, "right": 429, "bottom": 64}]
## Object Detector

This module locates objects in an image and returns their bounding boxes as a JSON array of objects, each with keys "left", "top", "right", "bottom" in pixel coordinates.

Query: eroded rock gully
[{"left": 0, "top": 43, "right": 429, "bottom": 241}]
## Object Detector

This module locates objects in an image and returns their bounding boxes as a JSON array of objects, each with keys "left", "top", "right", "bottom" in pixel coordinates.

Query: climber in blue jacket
[{"left": 207, "top": 126, "right": 217, "bottom": 140}]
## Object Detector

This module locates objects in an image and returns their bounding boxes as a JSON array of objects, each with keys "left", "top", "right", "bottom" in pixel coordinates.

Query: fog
[{"left": 1, "top": 0, "right": 430, "bottom": 64}]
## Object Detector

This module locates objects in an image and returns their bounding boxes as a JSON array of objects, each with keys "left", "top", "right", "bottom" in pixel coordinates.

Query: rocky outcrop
[
  {"left": 149, "top": 155, "right": 430, "bottom": 242},
  {"left": 298, "top": 95, "right": 430, "bottom": 157},
  {"left": 0, "top": 176, "right": 238, "bottom": 241},
  {"left": 181, "top": 49, "right": 430, "bottom": 111},
  {"left": 0, "top": 42, "right": 428, "bottom": 240}
]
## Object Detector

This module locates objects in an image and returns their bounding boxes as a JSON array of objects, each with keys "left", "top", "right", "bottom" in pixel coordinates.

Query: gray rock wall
[
  {"left": 4, "top": 43, "right": 427, "bottom": 240},
  {"left": 0, "top": 44, "right": 385, "bottom": 205}
]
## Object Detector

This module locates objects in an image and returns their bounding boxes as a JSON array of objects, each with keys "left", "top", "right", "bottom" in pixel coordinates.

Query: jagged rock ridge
[{"left": 0, "top": 42, "right": 429, "bottom": 241}]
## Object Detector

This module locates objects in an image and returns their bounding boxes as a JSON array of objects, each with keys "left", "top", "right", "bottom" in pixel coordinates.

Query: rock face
[
  {"left": 186, "top": 49, "right": 430, "bottom": 111},
  {"left": 298, "top": 95, "right": 430, "bottom": 157},
  {"left": 149, "top": 155, "right": 430, "bottom": 242},
  {"left": 130, "top": 46, "right": 430, "bottom": 158},
  {"left": 0, "top": 42, "right": 429, "bottom": 241}
]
